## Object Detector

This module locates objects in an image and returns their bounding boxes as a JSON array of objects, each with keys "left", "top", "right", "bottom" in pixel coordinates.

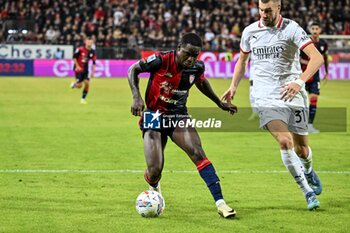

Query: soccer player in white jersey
[{"left": 222, "top": 0, "right": 323, "bottom": 210}]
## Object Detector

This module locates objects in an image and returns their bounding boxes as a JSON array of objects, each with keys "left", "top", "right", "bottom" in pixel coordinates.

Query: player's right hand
[
  {"left": 221, "top": 87, "right": 237, "bottom": 103},
  {"left": 280, "top": 81, "right": 302, "bottom": 102},
  {"left": 75, "top": 66, "right": 82, "bottom": 72},
  {"left": 219, "top": 101, "right": 238, "bottom": 115},
  {"left": 131, "top": 97, "right": 145, "bottom": 116}
]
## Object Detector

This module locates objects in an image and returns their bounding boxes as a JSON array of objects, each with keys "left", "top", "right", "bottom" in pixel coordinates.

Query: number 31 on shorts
[{"left": 294, "top": 109, "right": 308, "bottom": 124}]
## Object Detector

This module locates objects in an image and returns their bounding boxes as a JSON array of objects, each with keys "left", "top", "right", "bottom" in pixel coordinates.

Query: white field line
[{"left": 0, "top": 169, "right": 349, "bottom": 174}]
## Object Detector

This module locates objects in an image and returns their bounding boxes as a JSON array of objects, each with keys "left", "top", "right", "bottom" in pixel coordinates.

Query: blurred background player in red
[
  {"left": 300, "top": 22, "right": 329, "bottom": 133},
  {"left": 71, "top": 36, "right": 96, "bottom": 104}
]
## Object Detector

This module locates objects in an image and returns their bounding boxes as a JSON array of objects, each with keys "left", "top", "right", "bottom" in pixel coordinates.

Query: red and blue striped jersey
[{"left": 139, "top": 50, "right": 205, "bottom": 114}]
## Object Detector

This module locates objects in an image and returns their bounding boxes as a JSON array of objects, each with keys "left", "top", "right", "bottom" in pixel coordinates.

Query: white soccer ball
[{"left": 135, "top": 190, "right": 165, "bottom": 217}]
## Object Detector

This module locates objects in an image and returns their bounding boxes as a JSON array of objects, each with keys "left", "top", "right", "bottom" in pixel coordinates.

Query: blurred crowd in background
[{"left": 1, "top": 0, "right": 349, "bottom": 52}]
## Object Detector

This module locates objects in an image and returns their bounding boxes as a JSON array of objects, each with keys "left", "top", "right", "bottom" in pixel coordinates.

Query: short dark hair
[
  {"left": 260, "top": 0, "right": 281, "bottom": 4},
  {"left": 310, "top": 21, "right": 321, "bottom": 27},
  {"left": 180, "top": 33, "right": 202, "bottom": 48}
]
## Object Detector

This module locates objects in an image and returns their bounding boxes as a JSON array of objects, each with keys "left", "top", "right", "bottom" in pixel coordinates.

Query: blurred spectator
[
  {"left": 96, "top": 31, "right": 106, "bottom": 47},
  {"left": 45, "top": 26, "right": 58, "bottom": 42},
  {"left": 204, "top": 28, "right": 215, "bottom": 47},
  {"left": 113, "top": 6, "right": 124, "bottom": 27},
  {"left": 94, "top": 6, "right": 105, "bottom": 21},
  {"left": 54, "top": 48, "right": 64, "bottom": 59}
]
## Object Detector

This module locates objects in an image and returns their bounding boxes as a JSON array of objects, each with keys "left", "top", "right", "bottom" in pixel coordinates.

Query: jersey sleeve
[
  {"left": 195, "top": 61, "right": 205, "bottom": 83},
  {"left": 292, "top": 23, "right": 313, "bottom": 50},
  {"left": 240, "top": 28, "right": 251, "bottom": 54},
  {"left": 73, "top": 48, "right": 81, "bottom": 59},
  {"left": 139, "top": 54, "right": 162, "bottom": 72}
]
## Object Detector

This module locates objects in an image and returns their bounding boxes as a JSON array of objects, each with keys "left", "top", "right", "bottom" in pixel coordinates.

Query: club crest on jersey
[
  {"left": 189, "top": 74, "right": 195, "bottom": 84},
  {"left": 160, "top": 81, "right": 173, "bottom": 94},
  {"left": 164, "top": 72, "right": 173, "bottom": 78},
  {"left": 146, "top": 54, "right": 156, "bottom": 63}
]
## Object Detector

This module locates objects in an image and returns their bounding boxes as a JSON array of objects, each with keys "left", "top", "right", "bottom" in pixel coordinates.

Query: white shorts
[{"left": 258, "top": 106, "right": 309, "bottom": 135}]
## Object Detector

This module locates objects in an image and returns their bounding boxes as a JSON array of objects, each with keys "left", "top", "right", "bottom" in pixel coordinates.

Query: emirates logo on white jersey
[{"left": 252, "top": 45, "right": 285, "bottom": 59}]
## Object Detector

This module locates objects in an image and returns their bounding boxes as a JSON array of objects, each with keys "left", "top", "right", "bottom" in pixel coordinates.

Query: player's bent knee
[
  {"left": 277, "top": 135, "right": 293, "bottom": 149},
  {"left": 295, "top": 145, "right": 309, "bottom": 159},
  {"left": 190, "top": 146, "right": 206, "bottom": 163}
]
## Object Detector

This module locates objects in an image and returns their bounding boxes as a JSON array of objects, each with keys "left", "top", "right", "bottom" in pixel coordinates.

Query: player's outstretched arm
[
  {"left": 281, "top": 44, "right": 323, "bottom": 102},
  {"left": 300, "top": 44, "right": 324, "bottom": 83},
  {"left": 195, "top": 79, "right": 237, "bottom": 115},
  {"left": 128, "top": 62, "right": 145, "bottom": 116},
  {"left": 221, "top": 51, "right": 250, "bottom": 103}
]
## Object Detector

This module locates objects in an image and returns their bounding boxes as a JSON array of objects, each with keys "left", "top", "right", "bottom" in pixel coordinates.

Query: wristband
[{"left": 293, "top": 79, "right": 305, "bottom": 87}]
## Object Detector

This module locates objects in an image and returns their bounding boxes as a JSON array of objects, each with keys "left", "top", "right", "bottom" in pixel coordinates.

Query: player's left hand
[
  {"left": 280, "top": 81, "right": 302, "bottom": 102},
  {"left": 218, "top": 101, "right": 238, "bottom": 115},
  {"left": 221, "top": 86, "right": 237, "bottom": 103}
]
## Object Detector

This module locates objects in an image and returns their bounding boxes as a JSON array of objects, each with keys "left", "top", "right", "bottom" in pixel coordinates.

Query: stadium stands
[{"left": 1, "top": 0, "right": 349, "bottom": 53}]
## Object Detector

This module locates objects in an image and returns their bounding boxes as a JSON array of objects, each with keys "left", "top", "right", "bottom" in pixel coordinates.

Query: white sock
[
  {"left": 299, "top": 146, "right": 313, "bottom": 174},
  {"left": 280, "top": 149, "right": 313, "bottom": 196},
  {"left": 215, "top": 199, "right": 226, "bottom": 207}
]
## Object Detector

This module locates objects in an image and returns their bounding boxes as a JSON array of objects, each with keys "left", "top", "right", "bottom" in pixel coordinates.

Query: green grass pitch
[{"left": 0, "top": 77, "right": 349, "bottom": 233}]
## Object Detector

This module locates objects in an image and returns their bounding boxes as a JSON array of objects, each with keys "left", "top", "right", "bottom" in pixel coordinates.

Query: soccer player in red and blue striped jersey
[
  {"left": 71, "top": 36, "right": 96, "bottom": 104},
  {"left": 128, "top": 33, "right": 237, "bottom": 218}
]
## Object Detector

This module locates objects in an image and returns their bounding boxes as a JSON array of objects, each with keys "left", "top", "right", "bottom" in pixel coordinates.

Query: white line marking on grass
[{"left": 0, "top": 169, "right": 349, "bottom": 174}]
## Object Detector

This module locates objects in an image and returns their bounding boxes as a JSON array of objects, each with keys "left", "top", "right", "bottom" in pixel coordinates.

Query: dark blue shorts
[
  {"left": 75, "top": 72, "right": 89, "bottom": 83},
  {"left": 305, "top": 72, "right": 320, "bottom": 95},
  {"left": 305, "top": 79, "right": 320, "bottom": 95}
]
